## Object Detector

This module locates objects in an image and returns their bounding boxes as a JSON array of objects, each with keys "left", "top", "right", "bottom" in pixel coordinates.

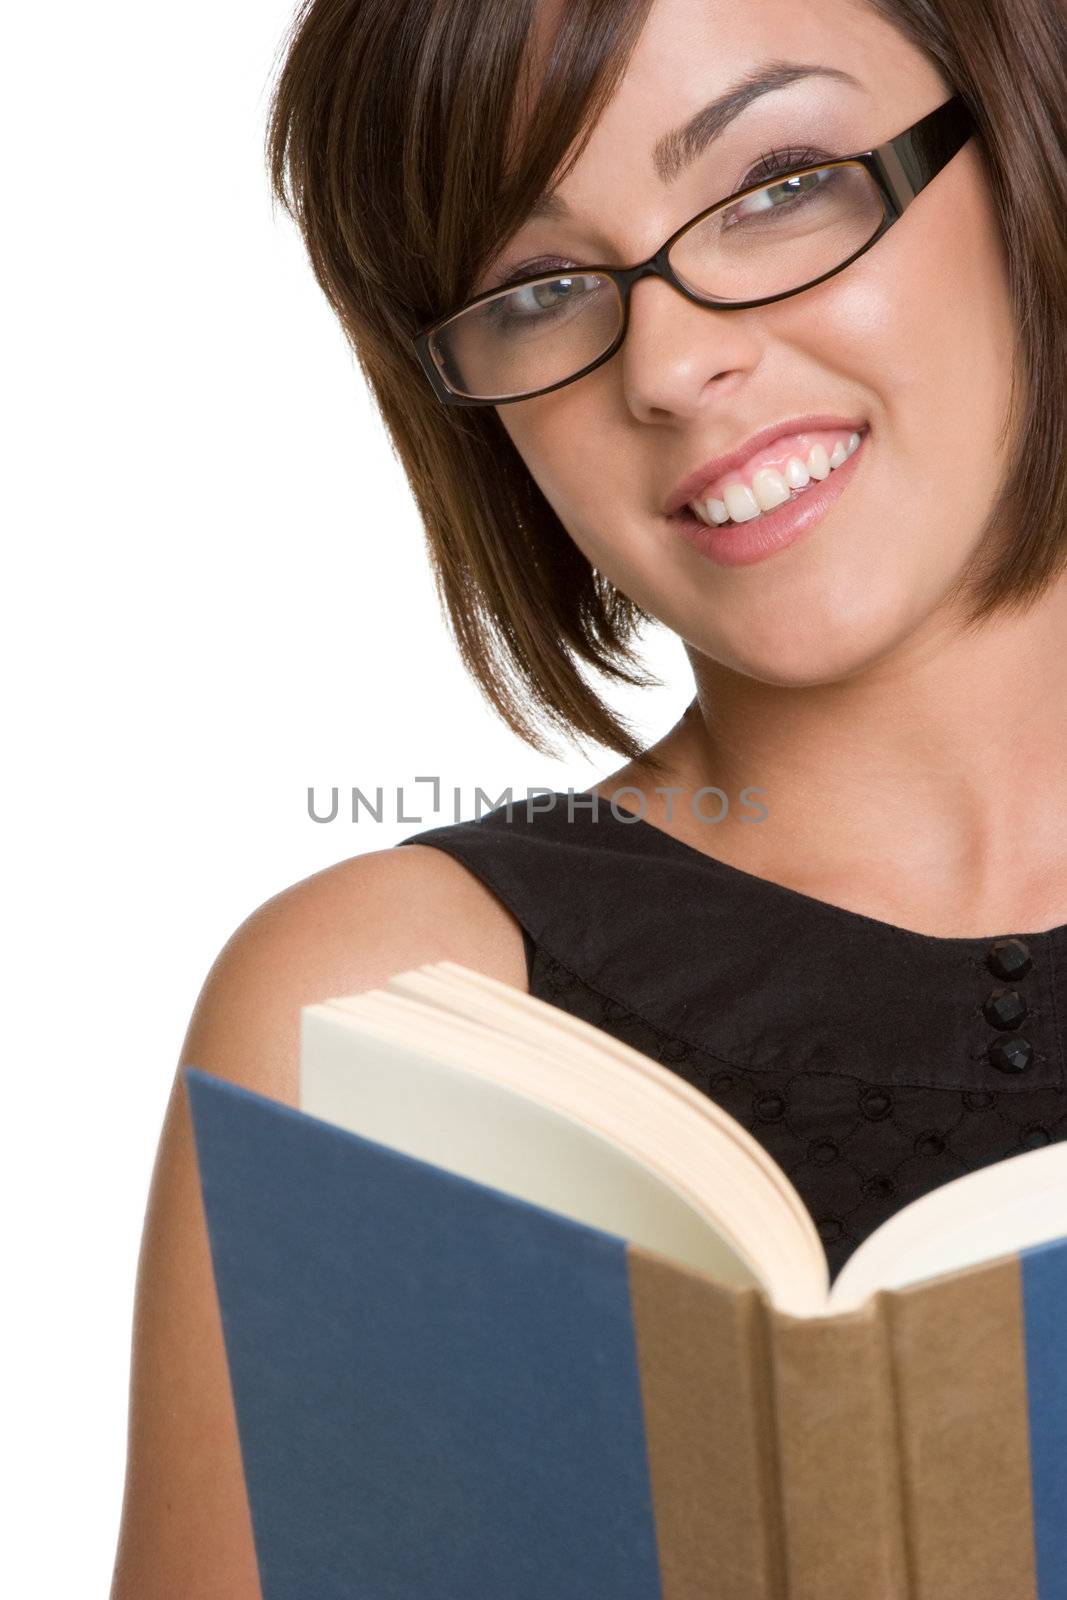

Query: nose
[{"left": 617, "top": 273, "right": 763, "bottom": 424}]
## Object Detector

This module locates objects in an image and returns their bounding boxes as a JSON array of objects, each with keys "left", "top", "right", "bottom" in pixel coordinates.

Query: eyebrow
[{"left": 527, "top": 61, "right": 864, "bottom": 221}]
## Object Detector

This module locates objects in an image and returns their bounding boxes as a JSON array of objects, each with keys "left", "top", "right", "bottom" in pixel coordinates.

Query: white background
[{"left": 4, "top": 3, "right": 691, "bottom": 1592}]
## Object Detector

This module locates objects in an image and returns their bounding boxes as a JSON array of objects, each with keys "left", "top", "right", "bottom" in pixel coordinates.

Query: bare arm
[{"left": 109, "top": 844, "right": 528, "bottom": 1599}]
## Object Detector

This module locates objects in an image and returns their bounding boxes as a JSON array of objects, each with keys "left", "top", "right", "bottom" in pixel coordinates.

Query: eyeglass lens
[{"left": 429, "top": 161, "right": 888, "bottom": 401}]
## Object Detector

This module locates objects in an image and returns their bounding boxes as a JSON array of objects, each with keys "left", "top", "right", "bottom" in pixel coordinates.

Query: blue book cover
[{"left": 185, "top": 1065, "right": 1067, "bottom": 1600}]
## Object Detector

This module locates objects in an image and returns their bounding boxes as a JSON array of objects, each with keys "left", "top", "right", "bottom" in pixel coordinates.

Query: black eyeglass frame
[{"left": 411, "top": 94, "right": 975, "bottom": 407}]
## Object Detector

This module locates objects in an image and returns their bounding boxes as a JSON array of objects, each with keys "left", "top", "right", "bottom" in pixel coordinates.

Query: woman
[{"left": 111, "top": 0, "right": 1067, "bottom": 1593}]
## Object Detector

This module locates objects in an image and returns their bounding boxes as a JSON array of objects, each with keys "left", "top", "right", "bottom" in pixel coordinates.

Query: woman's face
[{"left": 487, "top": 0, "right": 1018, "bottom": 686}]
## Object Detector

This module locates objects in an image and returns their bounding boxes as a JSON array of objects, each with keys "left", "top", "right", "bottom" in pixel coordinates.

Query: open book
[
  {"left": 296, "top": 958, "right": 1066, "bottom": 1317},
  {"left": 186, "top": 961, "right": 1067, "bottom": 1600}
]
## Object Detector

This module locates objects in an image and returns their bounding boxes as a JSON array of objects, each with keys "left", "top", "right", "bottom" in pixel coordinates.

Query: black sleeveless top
[{"left": 396, "top": 792, "right": 1067, "bottom": 1284}]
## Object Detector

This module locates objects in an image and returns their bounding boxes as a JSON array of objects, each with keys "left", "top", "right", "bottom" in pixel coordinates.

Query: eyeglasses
[{"left": 412, "top": 95, "right": 974, "bottom": 407}]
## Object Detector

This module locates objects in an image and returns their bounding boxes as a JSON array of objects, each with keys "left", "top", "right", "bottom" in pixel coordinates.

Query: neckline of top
[{"left": 556, "top": 790, "right": 1067, "bottom": 949}]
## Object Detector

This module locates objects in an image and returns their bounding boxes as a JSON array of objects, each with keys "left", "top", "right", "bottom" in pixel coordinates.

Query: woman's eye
[
  {"left": 483, "top": 147, "right": 833, "bottom": 288},
  {"left": 509, "top": 278, "right": 577, "bottom": 312}
]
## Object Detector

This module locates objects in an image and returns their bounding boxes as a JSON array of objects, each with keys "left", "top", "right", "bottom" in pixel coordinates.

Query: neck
[{"left": 633, "top": 568, "right": 1067, "bottom": 936}]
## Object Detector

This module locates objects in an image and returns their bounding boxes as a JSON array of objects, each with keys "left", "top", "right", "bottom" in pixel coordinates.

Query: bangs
[{"left": 405, "top": 0, "right": 656, "bottom": 315}]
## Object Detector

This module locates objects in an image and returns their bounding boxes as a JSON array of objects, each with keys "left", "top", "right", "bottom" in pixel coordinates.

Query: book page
[
  {"left": 391, "top": 961, "right": 816, "bottom": 1236},
  {"left": 301, "top": 1007, "right": 767, "bottom": 1294},
  {"left": 308, "top": 967, "right": 830, "bottom": 1314},
  {"left": 828, "top": 1142, "right": 1067, "bottom": 1311}
]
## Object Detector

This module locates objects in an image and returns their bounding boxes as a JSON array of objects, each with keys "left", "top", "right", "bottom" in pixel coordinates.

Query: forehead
[{"left": 521, "top": 0, "right": 942, "bottom": 210}]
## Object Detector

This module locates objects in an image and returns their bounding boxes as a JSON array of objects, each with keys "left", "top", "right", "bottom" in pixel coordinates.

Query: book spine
[
  {"left": 880, "top": 1255, "right": 1039, "bottom": 1599},
  {"left": 763, "top": 1291, "right": 910, "bottom": 1599},
  {"left": 626, "top": 1247, "right": 788, "bottom": 1599}
]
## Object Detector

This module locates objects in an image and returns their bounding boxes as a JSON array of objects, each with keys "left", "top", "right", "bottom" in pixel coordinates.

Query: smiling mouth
[{"left": 681, "top": 429, "right": 865, "bottom": 528}]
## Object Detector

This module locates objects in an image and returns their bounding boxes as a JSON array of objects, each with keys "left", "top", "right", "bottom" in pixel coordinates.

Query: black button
[
  {"left": 987, "top": 1034, "right": 1034, "bottom": 1073},
  {"left": 986, "top": 938, "right": 1032, "bottom": 981},
  {"left": 982, "top": 987, "right": 1028, "bottom": 1030}
]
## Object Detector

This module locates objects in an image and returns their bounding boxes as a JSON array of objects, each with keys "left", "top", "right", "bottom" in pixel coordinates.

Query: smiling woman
[
  {"left": 111, "top": 1, "right": 1067, "bottom": 1596},
  {"left": 264, "top": 0, "right": 1066, "bottom": 757}
]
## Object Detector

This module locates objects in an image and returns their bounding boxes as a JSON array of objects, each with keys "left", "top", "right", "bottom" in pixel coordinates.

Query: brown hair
[{"left": 266, "top": 0, "right": 1067, "bottom": 762}]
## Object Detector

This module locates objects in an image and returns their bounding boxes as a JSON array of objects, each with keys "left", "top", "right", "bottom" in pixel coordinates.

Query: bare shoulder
[
  {"left": 109, "top": 841, "right": 527, "bottom": 1599},
  {"left": 193, "top": 841, "right": 529, "bottom": 1102}
]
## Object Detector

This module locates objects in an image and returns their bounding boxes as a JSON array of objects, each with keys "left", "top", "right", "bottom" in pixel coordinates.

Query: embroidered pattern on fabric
[{"left": 532, "top": 948, "right": 1067, "bottom": 1283}]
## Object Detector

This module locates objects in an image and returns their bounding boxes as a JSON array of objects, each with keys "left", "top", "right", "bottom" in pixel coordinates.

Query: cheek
[
  {"left": 814, "top": 173, "right": 1017, "bottom": 499},
  {"left": 500, "top": 399, "right": 644, "bottom": 560}
]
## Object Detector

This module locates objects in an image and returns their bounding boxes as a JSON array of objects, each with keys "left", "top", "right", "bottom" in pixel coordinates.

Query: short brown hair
[{"left": 267, "top": 0, "right": 1067, "bottom": 762}]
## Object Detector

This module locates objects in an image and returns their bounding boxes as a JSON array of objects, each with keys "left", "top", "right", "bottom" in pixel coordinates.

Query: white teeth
[
  {"left": 723, "top": 482, "right": 760, "bottom": 522},
  {"left": 750, "top": 466, "right": 790, "bottom": 513},
  {"left": 687, "top": 430, "right": 864, "bottom": 527}
]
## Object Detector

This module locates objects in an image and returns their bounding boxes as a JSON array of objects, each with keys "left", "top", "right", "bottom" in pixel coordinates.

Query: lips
[{"left": 662, "top": 414, "right": 870, "bottom": 519}]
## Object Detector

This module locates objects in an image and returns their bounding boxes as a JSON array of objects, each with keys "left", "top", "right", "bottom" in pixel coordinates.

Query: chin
[{"left": 681, "top": 580, "right": 930, "bottom": 687}]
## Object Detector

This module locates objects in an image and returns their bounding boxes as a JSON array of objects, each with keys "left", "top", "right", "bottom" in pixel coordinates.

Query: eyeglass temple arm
[{"left": 875, "top": 95, "right": 975, "bottom": 213}]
